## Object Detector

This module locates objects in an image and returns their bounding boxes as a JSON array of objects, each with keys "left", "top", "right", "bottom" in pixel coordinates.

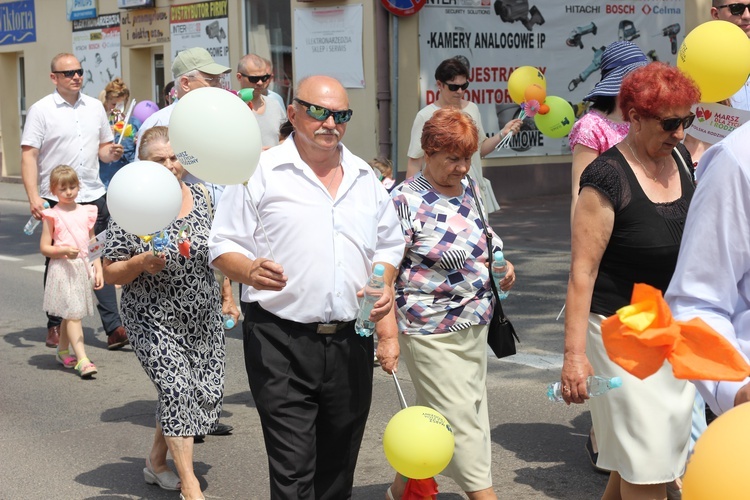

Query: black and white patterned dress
[{"left": 104, "top": 184, "right": 225, "bottom": 436}]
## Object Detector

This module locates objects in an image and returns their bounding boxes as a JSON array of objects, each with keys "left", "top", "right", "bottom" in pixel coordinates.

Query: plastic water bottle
[
  {"left": 547, "top": 375, "right": 623, "bottom": 402},
  {"left": 223, "top": 314, "right": 236, "bottom": 330},
  {"left": 491, "top": 250, "right": 509, "bottom": 300},
  {"left": 355, "top": 264, "right": 386, "bottom": 337},
  {"left": 23, "top": 201, "right": 50, "bottom": 235}
]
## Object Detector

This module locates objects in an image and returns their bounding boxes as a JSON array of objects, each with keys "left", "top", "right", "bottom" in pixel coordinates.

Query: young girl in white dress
[{"left": 41, "top": 165, "right": 103, "bottom": 378}]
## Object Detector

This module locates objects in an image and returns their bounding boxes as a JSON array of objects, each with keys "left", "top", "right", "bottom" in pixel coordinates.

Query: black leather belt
[{"left": 248, "top": 302, "right": 355, "bottom": 335}]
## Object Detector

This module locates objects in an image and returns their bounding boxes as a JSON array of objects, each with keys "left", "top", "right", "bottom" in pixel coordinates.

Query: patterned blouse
[
  {"left": 391, "top": 173, "right": 501, "bottom": 335},
  {"left": 568, "top": 109, "right": 629, "bottom": 155}
]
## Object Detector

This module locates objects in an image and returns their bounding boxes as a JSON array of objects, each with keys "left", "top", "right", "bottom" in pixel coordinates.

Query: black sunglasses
[
  {"left": 53, "top": 68, "right": 84, "bottom": 78},
  {"left": 294, "top": 98, "right": 353, "bottom": 124},
  {"left": 240, "top": 73, "right": 271, "bottom": 84},
  {"left": 442, "top": 81, "right": 470, "bottom": 92},
  {"left": 655, "top": 113, "right": 696, "bottom": 132},
  {"left": 717, "top": 2, "right": 750, "bottom": 15}
]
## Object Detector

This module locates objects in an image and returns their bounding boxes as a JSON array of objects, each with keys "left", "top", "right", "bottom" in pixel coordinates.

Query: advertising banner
[
  {"left": 688, "top": 103, "right": 750, "bottom": 145},
  {"left": 294, "top": 5, "right": 365, "bottom": 88},
  {"left": 170, "top": 0, "right": 230, "bottom": 80},
  {"left": 0, "top": 0, "right": 36, "bottom": 46},
  {"left": 72, "top": 13, "right": 121, "bottom": 99},
  {"left": 418, "top": 0, "right": 685, "bottom": 157}
]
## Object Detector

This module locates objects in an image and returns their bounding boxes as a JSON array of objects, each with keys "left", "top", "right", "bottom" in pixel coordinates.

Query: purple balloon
[{"left": 132, "top": 100, "right": 159, "bottom": 123}]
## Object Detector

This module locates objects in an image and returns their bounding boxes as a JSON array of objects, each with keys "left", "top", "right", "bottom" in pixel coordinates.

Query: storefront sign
[
  {"left": 120, "top": 7, "right": 169, "bottom": 46},
  {"left": 294, "top": 5, "right": 364, "bottom": 88},
  {"left": 67, "top": 0, "right": 97, "bottom": 21},
  {"left": 0, "top": 0, "right": 36, "bottom": 46},
  {"left": 73, "top": 13, "right": 121, "bottom": 98},
  {"left": 418, "top": 1, "right": 684, "bottom": 157},
  {"left": 170, "top": 0, "right": 230, "bottom": 80}
]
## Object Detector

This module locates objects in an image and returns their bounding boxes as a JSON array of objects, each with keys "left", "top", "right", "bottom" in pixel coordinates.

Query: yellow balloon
[
  {"left": 508, "top": 66, "right": 547, "bottom": 105},
  {"left": 677, "top": 20, "right": 750, "bottom": 103},
  {"left": 683, "top": 403, "right": 750, "bottom": 499},
  {"left": 533, "top": 96, "right": 575, "bottom": 138},
  {"left": 383, "top": 406, "right": 455, "bottom": 479}
]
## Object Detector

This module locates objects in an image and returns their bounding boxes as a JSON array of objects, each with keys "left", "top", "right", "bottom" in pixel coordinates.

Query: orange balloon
[
  {"left": 538, "top": 104, "right": 550, "bottom": 115},
  {"left": 524, "top": 84, "right": 546, "bottom": 104}
]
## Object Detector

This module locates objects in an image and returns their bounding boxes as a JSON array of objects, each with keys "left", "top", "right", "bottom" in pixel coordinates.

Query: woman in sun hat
[{"left": 568, "top": 41, "right": 649, "bottom": 221}]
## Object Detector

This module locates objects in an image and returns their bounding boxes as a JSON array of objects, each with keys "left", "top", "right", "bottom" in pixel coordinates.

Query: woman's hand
[
  {"left": 500, "top": 259, "right": 516, "bottom": 292},
  {"left": 141, "top": 252, "right": 166, "bottom": 275},
  {"left": 221, "top": 277, "right": 240, "bottom": 325},
  {"left": 560, "top": 352, "right": 594, "bottom": 405},
  {"left": 501, "top": 118, "right": 523, "bottom": 139}
]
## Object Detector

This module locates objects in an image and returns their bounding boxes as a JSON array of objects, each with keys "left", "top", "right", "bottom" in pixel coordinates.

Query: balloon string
[
  {"left": 243, "top": 183, "right": 276, "bottom": 262},
  {"left": 495, "top": 109, "right": 526, "bottom": 151},
  {"left": 392, "top": 372, "right": 408, "bottom": 409}
]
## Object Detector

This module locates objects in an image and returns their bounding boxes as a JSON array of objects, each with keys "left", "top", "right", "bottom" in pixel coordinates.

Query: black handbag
[{"left": 467, "top": 176, "right": 520, "bottom": 358}]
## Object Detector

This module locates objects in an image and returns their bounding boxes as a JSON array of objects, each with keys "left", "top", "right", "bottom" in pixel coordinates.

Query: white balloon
[
  {"left": 107, "top": 161, "right": 183, "bottom": 236},
  {"left": 169, "top": 87, "right": 262, "bottom": 185}
]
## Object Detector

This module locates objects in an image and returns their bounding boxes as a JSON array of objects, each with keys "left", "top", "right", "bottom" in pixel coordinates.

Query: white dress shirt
[
  {"left": 208, "top": 134, "right": 405, "bottom": 323},
  {"left": 21, "top": 90, "right": 112, "bottom": 202},
  {"left": 666, "top": 121, "right": 750, "bottom": 415}
]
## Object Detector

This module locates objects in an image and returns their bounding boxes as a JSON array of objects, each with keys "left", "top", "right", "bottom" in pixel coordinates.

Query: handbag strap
[
  {"left": 196, "top": 182, "right": 213, "bottom": 219},
  {"left": 466, "top": 175, "right": 507, "bottom": 321}
]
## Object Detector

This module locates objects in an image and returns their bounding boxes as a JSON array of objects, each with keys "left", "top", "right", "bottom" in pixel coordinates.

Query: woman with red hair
[
  {"left": 388, "top": 108, "right": 516, "bottom": 500},
  {"left": 560, "top": 62, "right": 701, "bottom": 499}
]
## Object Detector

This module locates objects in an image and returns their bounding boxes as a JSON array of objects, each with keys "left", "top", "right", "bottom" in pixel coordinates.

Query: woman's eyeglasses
[
  {"left": 294, "top": 98, "right": 353, "bottom": 124},
  {"left": 655, "top": 114, "right": 696, "bottom": 132},
  {"left": 241, "top": 73, "right": 272, "bottom": 84},
  {"left": 442, "top": 81, "right": 470, "bottom": 92},
  {"left": 52, "top": 69, "right": 84, "bottom": 78},
  {"left": 717, "top": 3, "right": 750, "bottom": 15}
]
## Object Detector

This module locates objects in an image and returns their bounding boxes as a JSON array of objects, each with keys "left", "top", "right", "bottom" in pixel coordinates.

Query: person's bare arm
[
  {"left": 21, "top": 146, "right": 46, "bottom": 219},
  {"left": 102, "top": 253, "right": 166, "bottom": 285},
  {"left": 212, "top": 252, "right": 287, "bottom": 291}
]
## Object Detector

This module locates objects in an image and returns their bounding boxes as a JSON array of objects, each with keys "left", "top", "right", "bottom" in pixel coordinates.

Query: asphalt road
[{"left": 0, "top": 187, "right": 609, "bottom": 499}]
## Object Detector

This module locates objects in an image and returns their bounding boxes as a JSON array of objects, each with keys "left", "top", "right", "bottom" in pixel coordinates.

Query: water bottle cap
[
  {"left": 610, "top": 377, "right": 623, "bottom": 389},
  {"left": 43, "top": 201, "right": 50, "bottom": 208},
  {"left": 546, "top": 386, "right": 555, "bottom": 400},
  {"left": 494, "top": 250, "right": 505, "bottom": 261},
  {"left": 224, "top": 317, "right": 235, "bottom": 329},
  {"left": 373, "top": 264, "right": 385, "bottom": 276}
]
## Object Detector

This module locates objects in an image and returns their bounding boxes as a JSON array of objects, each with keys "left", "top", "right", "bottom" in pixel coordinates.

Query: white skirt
[
  {"left": 44, "top": 258, "right": 95, "bottom": 320},
  {"left": 587, "top": 313, "right": 694, "bottom": 484}
]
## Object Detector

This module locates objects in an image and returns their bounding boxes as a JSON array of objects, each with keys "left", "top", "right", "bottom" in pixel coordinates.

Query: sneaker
[{"left": 107, "top": 326, "right": 129, "bottom": 350}]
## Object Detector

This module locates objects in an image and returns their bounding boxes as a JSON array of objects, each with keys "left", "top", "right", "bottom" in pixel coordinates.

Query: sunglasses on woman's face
[
  {"left": 241, "top": 73, "right": 271, "bottom": 84},
  {"left": 294, "top": 98, "right": 353, "bottom": 124},
  {"left": 717, "top": 2, "right": 750, "bottom": 15},
  {"left": 655, "top": 113, "right": 696, "bottom": 132},
  {"left": 53, "top": 68, "right": 84, "bottom": 78},
  {"left": 442, "top": 81, "right": 470, "bottom": 92}
]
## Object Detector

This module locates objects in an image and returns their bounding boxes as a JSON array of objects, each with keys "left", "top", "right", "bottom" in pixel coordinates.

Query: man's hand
[
  {"left": 376, "top": 336, "right": 399, "bottom": 374},
  {"left": 248, "top": 257, "right": 287, "bottom": 291},
  {"left": 359, "top": 284, "right": 394, "bottom": 323},
  {"left": 29, "top": 196, "right": 47, "bottom": 220}
]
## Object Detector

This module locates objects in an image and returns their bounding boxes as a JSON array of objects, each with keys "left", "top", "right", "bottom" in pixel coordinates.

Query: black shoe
[
  {"left": 209, "top": 422, "right": 234, "bottom": 436},
  {"left": 194, "top": 435, "right": 205, "bottom": 443}
]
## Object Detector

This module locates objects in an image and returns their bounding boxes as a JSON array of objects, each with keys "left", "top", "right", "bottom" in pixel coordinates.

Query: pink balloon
[{"left": 132, "top": 100, "right": 159, "bottom": 122}]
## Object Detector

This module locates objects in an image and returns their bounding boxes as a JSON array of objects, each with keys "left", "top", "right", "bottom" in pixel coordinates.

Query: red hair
[
  {"left": 619, "top": 62, "right": 701, "bottom": 120},
  {"left": 421, "top": 108, "right": 479, "bottom": 158}
]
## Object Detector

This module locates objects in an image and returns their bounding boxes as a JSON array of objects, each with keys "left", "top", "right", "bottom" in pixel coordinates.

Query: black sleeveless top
[{"left": 580, "top": 144, "right": 694, "bottom": 317}]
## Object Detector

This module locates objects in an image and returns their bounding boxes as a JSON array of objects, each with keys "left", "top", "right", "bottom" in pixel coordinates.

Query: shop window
[{"left": 245, "top": 0, "right": 293, "bottom": 105}]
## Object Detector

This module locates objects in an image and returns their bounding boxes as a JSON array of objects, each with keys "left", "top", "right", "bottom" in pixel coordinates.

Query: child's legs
[
  {"left": 58, "top": 321, "right": 70, "bottom": 352},
  {"left": 64, "top": 319, "right": 88, "bottom": 361}
]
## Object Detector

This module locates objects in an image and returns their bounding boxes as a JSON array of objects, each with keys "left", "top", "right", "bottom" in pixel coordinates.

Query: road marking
[
  {"left": 23, "top": 265, "right": 46, "bottom": 273},
  {"left": 499, "top": 351, "right": 563, "bottom": 370},
  {"left": 0, "top": 255, "right": 22, "bottom": 261}
]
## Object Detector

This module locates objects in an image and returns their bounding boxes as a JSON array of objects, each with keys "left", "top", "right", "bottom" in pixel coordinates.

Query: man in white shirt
[
  {"left": 236, "top": 53, "right": 287, "bottom": 148},
  {"left": 711, "top": 0, "right": 750, "bottom": 110},
  {"left": 21, "top": 52, "right": 126, "bottom": 350},
  {"left": 135, "top": 47, "right": 231, "bottom": 204},
  {"left": 209, "top": 75, "right": 404, "bottom": 499},
  {"left": 666, "top": 121, "right": 750, "bottom": 415}
]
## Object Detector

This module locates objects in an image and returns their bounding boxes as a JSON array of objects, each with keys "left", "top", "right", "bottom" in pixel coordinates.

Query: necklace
[
  {"left": 626, "top": 141, "right": 666, "bottom": 182},
  {"left": 326, "top": 164, "right": 340, "bottom": 190}
]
